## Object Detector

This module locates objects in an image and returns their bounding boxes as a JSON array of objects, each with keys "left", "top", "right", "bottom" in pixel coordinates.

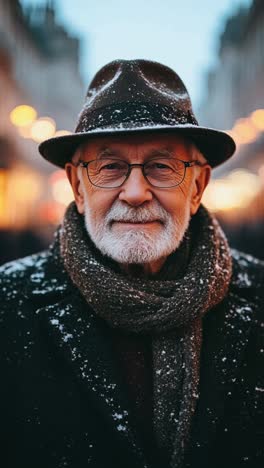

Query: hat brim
[{"left": 39, "top": 124, "right": 236, "bottom": 169}]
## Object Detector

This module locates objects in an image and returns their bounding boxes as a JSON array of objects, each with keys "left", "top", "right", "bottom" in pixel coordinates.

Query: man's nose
[{"left": 118, "top": 167, "right": 153, "bottom": 206}]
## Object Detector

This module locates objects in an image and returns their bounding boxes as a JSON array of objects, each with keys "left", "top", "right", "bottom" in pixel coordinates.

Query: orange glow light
[
  {"left": 39, "top": 202, "right": 66, "bottom": 225},
  {"left": 202, "top": 169, "right": 261, "bottom": 212},
  {"left": 250, "top": 109, "right": 264, "bottom": 131},
  {"left": 231, "top": 118, "right": 259, "bottom": 145},
  {"left": 50, "top": 170, "right": 74, "bottom": 206},
  {"left": 0, "top": 169, "right": 8, "bottom": 227},
  {"left": 9, "top": 169, "right": 43, "bottom": 202}
]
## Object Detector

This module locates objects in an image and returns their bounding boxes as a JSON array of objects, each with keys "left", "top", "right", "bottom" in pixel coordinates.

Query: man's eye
[
  {"left": 147, "top": 162, "right": 173, "bottom": 171},
  {"left": 100, "top": 162, "right": 124, "bottom": 171},
  {"left": 155, "top": 163, "right": 171, "bottom": 169}
]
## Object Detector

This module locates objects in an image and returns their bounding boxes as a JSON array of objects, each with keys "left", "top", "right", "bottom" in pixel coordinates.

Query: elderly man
[{"left": 0, "top": 60, "right": 263, "bottom": 468}]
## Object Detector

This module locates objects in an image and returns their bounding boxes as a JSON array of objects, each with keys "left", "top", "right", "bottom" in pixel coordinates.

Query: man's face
[{"left": 66, "top": 134, "right": 211, "bottom": 267}]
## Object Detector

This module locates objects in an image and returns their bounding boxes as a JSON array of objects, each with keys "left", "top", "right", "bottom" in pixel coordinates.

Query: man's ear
[
  {"left": 190, "top": 164, "right": 211, "bottom": 216},
  {"left": 65, "top": 163, "right": 85, "bottom": 214}
]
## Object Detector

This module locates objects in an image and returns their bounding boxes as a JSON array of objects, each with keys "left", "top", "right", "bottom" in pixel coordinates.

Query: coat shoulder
[
  {"left": 0, "top": 251, "right": 54, "bottom": 346},
  {"left": 230, "top": 248, "right": 264, "bottom": 296},
  {"left": 0, "top": 246, "right": 71, "bottom": 322},
  {"left": 0, "top": 246, "right": 75, "bottom": 370},
  {"left": 203, "top": 248, "right": 263, "bottom": 342},
  {"left": 225, "top": 249, "right": 264, "bottom": 335},
  {"left": 0, "top": 250, "right": 51, "bottom": 295}
]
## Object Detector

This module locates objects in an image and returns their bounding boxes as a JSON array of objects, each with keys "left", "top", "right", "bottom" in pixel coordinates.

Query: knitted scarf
[{"left": 59, "top": 202, "right": 232, "bottom": 468}]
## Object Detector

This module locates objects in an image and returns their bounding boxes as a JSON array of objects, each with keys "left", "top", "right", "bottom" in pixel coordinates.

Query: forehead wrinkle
[
  {"left": 82, "top": 139, "right": 193, "bottom": 161},
  {"left": 80, "top": 145, "right": 122, "bottom": 161},
  {"left": 145, "top": 148, "right": 174, "bottom": 158},
  {"left": 93, "top": 145, "right": 174, "bottom": 161},
  {"left": 145, "top": 144, "right": 192, "bottom": 161},
  {"left": 95, "top": 146, "right": 126, "bottom": 159},
  {"left": 98, "top": 146, "right": 176, "bottom": 162}
]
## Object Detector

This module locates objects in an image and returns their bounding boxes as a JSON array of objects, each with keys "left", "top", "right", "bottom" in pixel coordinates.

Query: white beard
[{"left": 83, "top": 197, "right": 190, "bottom": 264}]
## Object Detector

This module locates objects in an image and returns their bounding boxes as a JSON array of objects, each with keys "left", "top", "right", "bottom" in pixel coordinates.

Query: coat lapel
[{"left": 28, "top": 256, "right": 148, "bottom": 468}]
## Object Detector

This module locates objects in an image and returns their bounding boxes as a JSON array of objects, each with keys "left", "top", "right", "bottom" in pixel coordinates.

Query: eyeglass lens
[{"left": 87, "top": 158, "right": 185, "bottom": 188}]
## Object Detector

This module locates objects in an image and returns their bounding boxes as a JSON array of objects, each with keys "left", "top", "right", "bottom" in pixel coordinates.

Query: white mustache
[{"left": 105, "top": 201, "right": 168, "bottom": 224}]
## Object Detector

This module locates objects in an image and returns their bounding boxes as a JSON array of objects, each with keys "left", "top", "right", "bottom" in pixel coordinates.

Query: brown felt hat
[{"left": 39, "top": 59, "right": 236, "bottom": 168}]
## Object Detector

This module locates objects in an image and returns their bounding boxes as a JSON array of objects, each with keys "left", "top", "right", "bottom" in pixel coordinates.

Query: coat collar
[{"left": 28, "top": 247, "right": 258, "bottom": 467}]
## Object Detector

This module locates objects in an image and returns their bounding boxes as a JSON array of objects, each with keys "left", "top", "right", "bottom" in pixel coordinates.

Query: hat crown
[
  {"left": 76, "top": 59, "right": 198, "bottom": 133},
  {"left": 86, "top": 59, "right": 190, "bottom": 106}
]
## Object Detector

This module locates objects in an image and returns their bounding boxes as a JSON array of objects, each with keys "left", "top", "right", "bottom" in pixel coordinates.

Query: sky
[{"left": 21, "top": 0, "right": 252, "bottom": 111}]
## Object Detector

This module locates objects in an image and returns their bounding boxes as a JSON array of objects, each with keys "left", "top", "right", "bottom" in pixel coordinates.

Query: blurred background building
[
  {"left": 0, "top": 0, "right": 263, "bottom": 264},
  {"left": 0, "top": 0, "right": 84, "bottom": 263},
  {"left": 198, "top": 0, "right": 264, "bottom": 259}
]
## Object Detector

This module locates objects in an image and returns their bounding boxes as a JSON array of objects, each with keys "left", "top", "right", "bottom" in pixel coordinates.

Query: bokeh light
[
  {"left": 202, "top": 169, "right": 261, "bottom": 212},
  {"left": 231, "top": 118, "right": 259, "bottom": 145},
  {"left": 30, "top": 117, "right": 56, "bottom": 143},
  {"left": 226, "top": 108, "right": 264, "bottom": 147},
  {"left": 10, "top": 105, "right": 37, "bottom": 127},
  {"left": 9, "top": 168, "right": 43, "bottom": 203},
  {"left": 50, "top": 170, "right": 74, "bottom": 206},
  {"left": 250, "top": 109, "right": 264, "bottom": 131}
]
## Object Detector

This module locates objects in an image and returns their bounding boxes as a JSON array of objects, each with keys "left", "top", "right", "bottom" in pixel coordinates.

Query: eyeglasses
[{"left": 77, "top": 157, "right": 204, "bottom": 189}]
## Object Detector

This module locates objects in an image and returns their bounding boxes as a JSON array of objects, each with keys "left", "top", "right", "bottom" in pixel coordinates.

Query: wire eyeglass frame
[{"left": 76, "top": 157, "right": 204, "bottom": 189}]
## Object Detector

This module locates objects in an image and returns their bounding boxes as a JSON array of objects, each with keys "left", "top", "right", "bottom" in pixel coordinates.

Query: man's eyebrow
[{"left": 96, "top": 147, "right": 121, "bottom": 158}]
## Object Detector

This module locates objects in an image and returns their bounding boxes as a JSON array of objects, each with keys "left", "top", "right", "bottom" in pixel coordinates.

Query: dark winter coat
[{"left": 0, "top": 246, "right": 263, "bottom": 468}]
